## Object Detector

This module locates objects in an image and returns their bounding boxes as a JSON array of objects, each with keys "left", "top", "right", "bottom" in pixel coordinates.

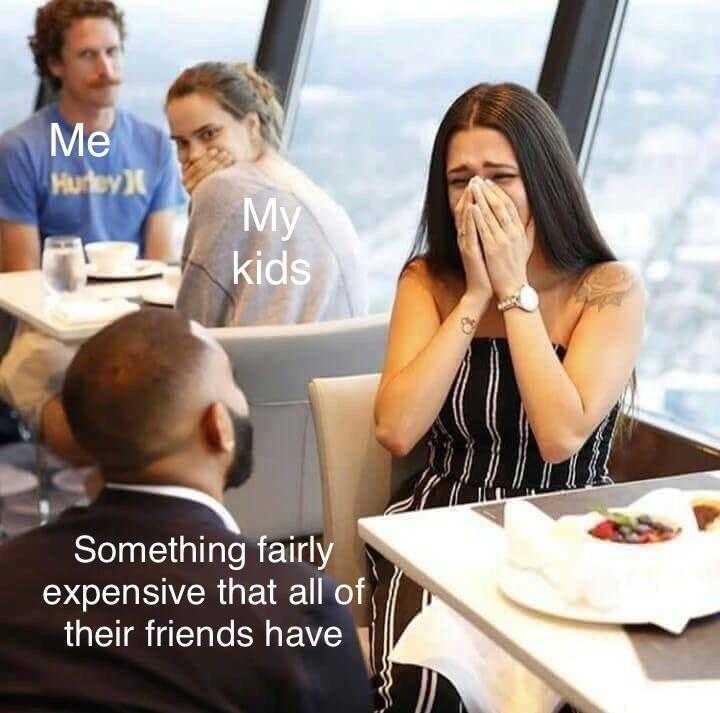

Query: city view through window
[
  {"left": 290, "top": 0, "right": 558, "bottom": 313},
  {"left": 585, "top": 0, "right": 720, "bottom": 436}
]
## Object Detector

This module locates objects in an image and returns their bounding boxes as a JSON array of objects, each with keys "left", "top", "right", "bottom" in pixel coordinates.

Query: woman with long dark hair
[{"left": 370, "top": 83, "right": 645, "bottom": 711}]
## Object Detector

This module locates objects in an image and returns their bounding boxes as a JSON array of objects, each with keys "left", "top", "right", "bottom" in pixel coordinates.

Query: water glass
[{"left": 42, "top": 237, "right": 87, "bottom": 296}]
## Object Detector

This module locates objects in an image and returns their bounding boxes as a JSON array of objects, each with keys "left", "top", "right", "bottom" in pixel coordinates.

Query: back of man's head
[{"left": 62, "top": 309, "right": 220, "bottom": 474}]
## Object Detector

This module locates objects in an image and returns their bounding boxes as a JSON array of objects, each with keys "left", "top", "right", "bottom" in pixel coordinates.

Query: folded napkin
[
  {"left": 49, "top": 297, "right": 139, "bottom": 327},
  {"left": 390, "top": 598, "right": 562, "bottom": 713}
]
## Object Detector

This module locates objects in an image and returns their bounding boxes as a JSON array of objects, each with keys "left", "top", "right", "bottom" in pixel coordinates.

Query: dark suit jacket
[{"left": 0, "top": 489, "right": 371, "bottom": 712}]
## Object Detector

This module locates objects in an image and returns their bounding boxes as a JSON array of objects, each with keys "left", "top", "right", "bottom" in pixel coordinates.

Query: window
[
  {"left": 289, "top": 0, "right": 558, "bottom": 312},
  {"left": 121, "top": 0, "right": 267, "bottom": 127},
  {"left": 120, "top": 1, "right": 268, "bottom": 253},
  {"left": 0, "top": 1, "right": 268, "bottom": 132},
  {"left": 585, "top": 0, "right": 720, "bottom": 436},
  {"left": 0, "top": 2, "right": 43, "bottom": 131}
]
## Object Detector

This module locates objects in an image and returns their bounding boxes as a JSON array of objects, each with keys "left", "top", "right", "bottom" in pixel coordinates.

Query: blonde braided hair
[
  {"left": 233, "top": 62, "right": 284, "bottom": 148},
  {"left": 166, "top": 61, "right": 284, "bottom": 150}
]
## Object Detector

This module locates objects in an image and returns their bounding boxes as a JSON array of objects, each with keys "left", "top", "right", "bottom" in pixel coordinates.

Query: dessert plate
[
  {"left": 87, "top": 259, "right": 164, "bottom": 281},
  {"left": 498, "top": 489, "right": 720, "bottom": 633},
  {"left": 497, "top": 562, "right": 720, "bottom": 633}
]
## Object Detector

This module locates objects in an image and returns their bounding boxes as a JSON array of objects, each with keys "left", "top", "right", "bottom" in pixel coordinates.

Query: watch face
[{"left": 519, "top": 284, "right": 539, "bottom": 311}]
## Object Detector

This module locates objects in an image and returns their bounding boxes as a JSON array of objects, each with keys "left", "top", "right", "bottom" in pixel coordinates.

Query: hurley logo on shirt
[
  {"left": 50, "top": 169, "right": 147, "bottom": 196},
  {"left": 48, "top": 121, "right": 147, "bottom": 197}
]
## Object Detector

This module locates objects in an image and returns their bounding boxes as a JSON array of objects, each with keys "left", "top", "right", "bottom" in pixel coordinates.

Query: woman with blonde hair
[{"left": 166, "top": 62, "right": 367, "bottom": 326}]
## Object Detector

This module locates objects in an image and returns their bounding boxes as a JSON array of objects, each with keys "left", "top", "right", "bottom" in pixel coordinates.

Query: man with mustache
[
  {"left": 0, "top": 309, "right": 372, "bottom": 712},
  {"left": 0, "top": 0, "right": 185, "bottom": 461},
  {"left": 0, "top": 0, "right": 185, "bottom": 271}
]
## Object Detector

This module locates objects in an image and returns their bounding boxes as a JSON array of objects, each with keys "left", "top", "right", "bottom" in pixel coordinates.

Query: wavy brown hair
[{"left": 29, "top": 0, "right": 125, "bottom": 91}]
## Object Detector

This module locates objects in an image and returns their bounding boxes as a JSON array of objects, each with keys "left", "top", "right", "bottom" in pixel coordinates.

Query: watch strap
[
  {"left": 497, "top": 283, "right": 538, "bottom": 312},
  {"left": 497, "top": 294, "right": 520, "bottom": 312}
]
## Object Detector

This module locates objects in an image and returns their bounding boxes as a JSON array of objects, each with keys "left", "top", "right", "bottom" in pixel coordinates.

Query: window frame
[{"left": 268, "top": 0, "right": 720, "bottom": 445}]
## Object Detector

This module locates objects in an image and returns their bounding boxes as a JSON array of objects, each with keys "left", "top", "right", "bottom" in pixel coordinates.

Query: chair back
[
  {"left": 309, "top": 373, "right": 426, "bottom": 626},
  {"left": 212, "top": 315, "right": 388, "bottom": 539}
]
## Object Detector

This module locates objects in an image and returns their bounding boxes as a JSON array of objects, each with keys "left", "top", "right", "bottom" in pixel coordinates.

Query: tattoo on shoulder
[
  {"left": 574, "top": 263, "right": 636, "bottom": 310},
  {"left": 461, "top": 316, "right": 477, "bottom": 335}
]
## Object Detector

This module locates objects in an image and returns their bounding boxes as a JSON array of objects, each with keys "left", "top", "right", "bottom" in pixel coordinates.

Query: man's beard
[{"left": 224, "top": 411, "right": 253, "bottom": 490}]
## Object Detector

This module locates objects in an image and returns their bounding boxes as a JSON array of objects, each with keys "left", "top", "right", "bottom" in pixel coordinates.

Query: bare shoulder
[
  {"left": 397, "top": 256, "right": 448, "bottom": 317},
  {"left": 402, "top": 256, "right": 461, "bottom": 310},
  {"left": 400, "top": 256, "right": 433, "bottom": 284},
  {"left": 574, "top": 261, "right": 645, "bottom": 311},
  {"left": 399, "top": 256, "right": 441, "bottom": 298}
]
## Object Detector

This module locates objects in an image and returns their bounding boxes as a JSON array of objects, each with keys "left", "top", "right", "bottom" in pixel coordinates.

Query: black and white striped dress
[{"left": 368, "top": 338, "right": 619, "bottom": 713}]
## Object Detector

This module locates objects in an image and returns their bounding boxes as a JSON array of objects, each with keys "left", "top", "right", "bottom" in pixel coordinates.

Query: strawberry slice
[{"left": 590, "top": 520, "right": 617, "bottom": 540}]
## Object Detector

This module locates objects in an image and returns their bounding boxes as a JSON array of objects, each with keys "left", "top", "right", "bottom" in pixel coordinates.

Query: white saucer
[
  {"left": 87, "top": 259, "right": 165, "bottom": 281},
  {"left": 142, "top": 283, "right": 177, "bottom": 307}
]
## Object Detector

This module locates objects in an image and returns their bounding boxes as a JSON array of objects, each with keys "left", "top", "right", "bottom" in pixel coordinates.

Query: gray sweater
[{"left": 175, "top": 164, "right": 367, "bottom": 326}]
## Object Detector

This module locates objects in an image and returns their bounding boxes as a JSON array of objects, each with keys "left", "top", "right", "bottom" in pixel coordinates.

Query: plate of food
[{"left": 497, "top": 489, "right": 720, "bottom": 633}]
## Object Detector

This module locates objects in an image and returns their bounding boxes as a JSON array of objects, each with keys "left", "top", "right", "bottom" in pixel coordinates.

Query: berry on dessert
[{"left": 590, "top": 510, "right": 680, "bottom": 544}]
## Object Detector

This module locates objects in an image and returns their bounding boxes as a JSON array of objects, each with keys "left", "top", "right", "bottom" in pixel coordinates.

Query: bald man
[{"left": 0, "top": 309, "right": 371, "bottom": 713}]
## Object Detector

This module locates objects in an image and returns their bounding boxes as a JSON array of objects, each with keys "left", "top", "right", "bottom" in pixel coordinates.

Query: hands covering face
[
  {"left": 456, "top": 176, "right": 534, "bottom": 301},
  {"left": 181, "top": 148, "right": 235, "bottom": 195}
]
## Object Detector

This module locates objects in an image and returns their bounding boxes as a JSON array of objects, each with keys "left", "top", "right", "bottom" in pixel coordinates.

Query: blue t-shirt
[{"left": 0, "top": 103, "right": 186, "bottom": 253}]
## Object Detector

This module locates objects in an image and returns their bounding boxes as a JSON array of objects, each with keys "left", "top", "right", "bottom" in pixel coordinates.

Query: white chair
[
  {"left": 308, "top": 373, "right": 426, "bottom": 627},
  {"left": 212, "top": 315, "right": 389, "bottom": 540}
]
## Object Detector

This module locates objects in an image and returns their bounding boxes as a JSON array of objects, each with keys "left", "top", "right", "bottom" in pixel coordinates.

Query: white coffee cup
[{"left": 85, "top": 241, "right": 139, "bottom": 274}]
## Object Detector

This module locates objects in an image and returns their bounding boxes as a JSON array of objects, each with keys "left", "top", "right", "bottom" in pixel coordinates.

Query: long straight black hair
[
  {"left": 408, "top": 82, "right": 617, "bottom": 279},
  {"left": 408, "top": 82, "right": 634, "bottom": 442}
]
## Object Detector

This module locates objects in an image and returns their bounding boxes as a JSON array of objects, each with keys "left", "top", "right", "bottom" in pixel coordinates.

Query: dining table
[
  {"left": 0, "top": 266, "right": 179, "bottom": 530},
  {"left": 359, "top": 472, "right": 720, "bottom": 713},
  {"left": 0, "top": 267, "right": 179, "bottom": 343}
]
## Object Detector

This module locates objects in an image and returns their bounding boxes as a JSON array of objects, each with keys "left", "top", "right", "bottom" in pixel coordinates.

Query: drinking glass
[{"left": 41, "top": 236, "right": 87, "bottom": 296}]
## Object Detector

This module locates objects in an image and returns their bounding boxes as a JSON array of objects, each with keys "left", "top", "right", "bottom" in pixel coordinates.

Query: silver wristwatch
[{"left": 497, "top": 284, "right": 539, "bottom": 312}]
